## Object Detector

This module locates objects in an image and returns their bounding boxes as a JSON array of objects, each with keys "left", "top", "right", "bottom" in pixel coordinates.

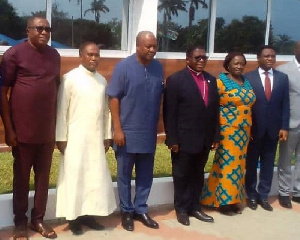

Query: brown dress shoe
[
  {"left": 30, "top": 221, "right": 57, "bottom": 238},
  {"left": 13, "top": 224, "right": 28, "bottom": 240}
]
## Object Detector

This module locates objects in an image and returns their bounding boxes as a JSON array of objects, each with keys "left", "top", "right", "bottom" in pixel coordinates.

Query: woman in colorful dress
[{"left": 201, "top": 52, "right": 256, "bottom": 215}]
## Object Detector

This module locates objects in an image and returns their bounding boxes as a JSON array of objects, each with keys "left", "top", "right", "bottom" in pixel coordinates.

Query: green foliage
[
  {"left": 0, "top": 0, "right": 26, "bottom": 39},
  {"left": 0, "top": 144, "right": 212, "bottom": 194},
  {"left": 0, "top": 143, "right": 286, "bottom": 195},
  {"left": 84, "top": 0, "right": 110, "bottom": 24},
  {"left": 0, "top": 1, "right": 121, "bottom": 49},
  {"left": 215, "top": 16, "right": 266, "bottom": 54},
  {"left": 271, "top": 34, "right": 294, "bottom": 55}
]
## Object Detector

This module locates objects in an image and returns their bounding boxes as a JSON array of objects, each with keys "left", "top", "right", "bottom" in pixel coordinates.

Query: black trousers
[{"left": 171, "top": 149, "right": 210, "bottom": 213}]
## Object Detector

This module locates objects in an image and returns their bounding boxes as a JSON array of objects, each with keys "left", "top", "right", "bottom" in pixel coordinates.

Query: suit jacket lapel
[
  {"left": 272, "top": 71, "right": 280, "bottom": 97},
  {"left": 203, "top": 71, "right": 214, "bottom": 106},
  {"left": 252, "top": 70, "right": 268, "bottom": 101}
]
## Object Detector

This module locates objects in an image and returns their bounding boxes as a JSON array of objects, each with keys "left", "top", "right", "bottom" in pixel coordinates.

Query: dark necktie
[{"left": 264, "top": 71, "right": 271, "bottom": 101}]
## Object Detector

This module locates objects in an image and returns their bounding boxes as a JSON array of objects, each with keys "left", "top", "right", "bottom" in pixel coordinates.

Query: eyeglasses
[
  {"left": 28, "top": 26, "right": 52, "bottom": 33},
  {"left": 193, "top": 55, "right": 208, "bottom": 61}
]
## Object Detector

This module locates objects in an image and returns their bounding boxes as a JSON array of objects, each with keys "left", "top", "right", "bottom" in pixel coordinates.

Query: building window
[
  {"left": 0, "top": 0, "right": 46, "bottom": 46},
  {"left": 51, "top": 0, "right": 127, "bottom": 50},
  {"left": 157, "top": 0, "right": 210, "bottom": 52},
  {"left": 0, "top": 0, "right": 128, "bottom": 50},
  {"left": 214, "top": 0, "right": 267, "bottom": 54},
  {"left": 269, "top": 0, "right": 300, "bottom": 55}
]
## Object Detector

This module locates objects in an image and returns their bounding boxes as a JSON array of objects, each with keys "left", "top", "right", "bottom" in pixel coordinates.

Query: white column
[
  {"left": 46, "top": 0, "right": 52, "bottom": 45},
  {"left": 128, "top": 0, "right": 158, "bottom": 54},
  {"left": 265, "top": 0, "right": 272, "bottom": 45}
]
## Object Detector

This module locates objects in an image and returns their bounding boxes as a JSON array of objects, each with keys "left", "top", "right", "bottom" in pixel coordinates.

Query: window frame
[{"left": 0, "top": 0, "right": 295, "bottom": 61}]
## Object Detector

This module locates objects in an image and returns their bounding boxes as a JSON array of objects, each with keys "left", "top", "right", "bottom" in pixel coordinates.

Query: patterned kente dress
[{"left": 201, "top": 72, "right": 256, "bottom": 207}]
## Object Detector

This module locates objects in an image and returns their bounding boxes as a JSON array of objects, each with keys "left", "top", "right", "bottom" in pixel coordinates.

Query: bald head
[
  {"left": 295, "top": 40, "right": 300, "bottom": 63},
  {"left": 135, "top": 31, "right": 157, "bottom": 65},
  {"left": 27, "top": 16, "right": 47, "bottom": 27},
  {"left": 136, "top": 31, "right": 155, "bottom": 46}
]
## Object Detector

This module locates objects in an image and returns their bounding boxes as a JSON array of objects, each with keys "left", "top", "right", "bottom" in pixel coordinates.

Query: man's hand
[
  {"left": 104, "top": 139, "right": 112, "bottom": 153},
  {"left": 279, "top": 130, "right": 288, "bottom": 141},
  {"left": 168, "top": 144, "right": 179, "bottom": 153},
  {"left": 5, "top": 128, "right": 17, "bottom": 147},
  {"left": 56, "top": 141, "right": 67, "bottom": 154},
  {"left": 211, "top": 142, "right": 219, "bottom": 150},
  {"left": 113, "top": 128, "right": 125, "bottom": 147}
]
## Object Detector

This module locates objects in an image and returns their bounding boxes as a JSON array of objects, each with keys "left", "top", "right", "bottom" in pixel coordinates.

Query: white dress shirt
[{"left": 258, "top": 67, "right": 274, "bottom": 91}]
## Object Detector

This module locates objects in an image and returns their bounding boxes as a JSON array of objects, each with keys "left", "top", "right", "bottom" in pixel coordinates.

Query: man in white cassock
[{"left": 55, "top": 42, "right": 116, "bottom": 235}]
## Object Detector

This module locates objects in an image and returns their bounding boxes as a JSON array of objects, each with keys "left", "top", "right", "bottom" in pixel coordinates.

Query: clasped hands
[{"left": 168, "top": 142, "right": 219, "bottom": 153}]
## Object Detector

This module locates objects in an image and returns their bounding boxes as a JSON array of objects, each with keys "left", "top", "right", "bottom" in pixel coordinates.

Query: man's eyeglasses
[
  {"left": 28, "top": 26, "right": 52, "bottom": 33},
  {"left": 193, "top": 55, "right": 208, "bottom": 61}
]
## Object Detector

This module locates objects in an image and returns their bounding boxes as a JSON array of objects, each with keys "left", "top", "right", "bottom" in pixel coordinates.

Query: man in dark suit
[
  {"left": 245, "top": 45, "right": 290, "bottom": 211},
  {"left": 163, "top": 45, "right": 219, "bottom": 226}
]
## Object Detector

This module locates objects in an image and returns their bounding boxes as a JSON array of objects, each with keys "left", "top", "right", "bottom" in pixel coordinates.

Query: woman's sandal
[
  {"left": 219, "top": 205, "right": 237, "bottom": 216},
  {"left": 231, "top": 204, "right": 243, "bottom": 214},
  {"left": 30, "top": 221, "right": 57, "bottom": 239}
]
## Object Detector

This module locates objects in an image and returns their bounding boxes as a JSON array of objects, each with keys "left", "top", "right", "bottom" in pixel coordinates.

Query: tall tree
[
  {"left": 158, "top": 0, "right": 187, "bottom": 24},
  {"left": 157, "top": 0, "right": 187, "bottom": 51},
  {"left": 214, "top": 16, "right": 266, "bottom": 53},
  {"left": 188, "top": 0, "right": 208, "bottom": 27},
  {"left": 0, "top": 0, "right": 25, "bottom": 39},
  {"left": 84, "top": 0, "right": 109, "bottom": 24}
]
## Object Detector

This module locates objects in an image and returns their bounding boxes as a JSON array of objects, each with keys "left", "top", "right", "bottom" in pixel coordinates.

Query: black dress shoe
[
  {"left": 68, "top": 220, "right": 83, "bottom": 235},
  {"left": 133, "top": 213, "right": 159, "bottom": 229},
  {"left": 258, "top": 199, "right": 273, "bottom": 211},
  {"left": 190, "top": 210, "right": 214, "bottom": 222},
  {"left": 292, "top": 196, "right": 300, "bottom": 203},
  {"left": 176, "top": 212, "right": 190, "bottom": 226},
  {"left": 79, "top": 216, "right": 105, "bottom": 230},
  {"left": 121, "top": 212, "right": 134, "bottom": 231},
  {"left": 279, "top": 196, "right": 292, "bottom": 209},
  {"left": 247, "top": 198, "right": 258, "bottom": 210}
]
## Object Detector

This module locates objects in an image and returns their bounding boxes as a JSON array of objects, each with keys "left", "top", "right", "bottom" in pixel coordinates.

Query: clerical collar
[{"left": 187, "top": 65, "right": 202, "bottom": 76}]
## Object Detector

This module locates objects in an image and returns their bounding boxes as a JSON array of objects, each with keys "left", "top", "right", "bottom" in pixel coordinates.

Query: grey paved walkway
[{"left": 0, "top": 197, "right": 299, "bottom": 240}]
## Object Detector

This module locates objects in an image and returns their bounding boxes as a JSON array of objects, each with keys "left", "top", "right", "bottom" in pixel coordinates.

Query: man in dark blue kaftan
[{"left": 107, "top": 31, "right": 164, "bottom": 231}]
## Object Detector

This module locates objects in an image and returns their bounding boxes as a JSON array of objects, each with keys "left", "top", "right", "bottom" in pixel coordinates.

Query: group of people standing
[
  {"left": 0, "top": 15, "right": 300, "bottom": 240},
  {"left": 0, "top": 16, "right": 163, "bottom": 239}
]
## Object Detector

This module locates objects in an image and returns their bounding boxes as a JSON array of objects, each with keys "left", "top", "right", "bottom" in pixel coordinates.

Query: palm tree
[
  {"left": 158, "top": 0, "right": 187, "bottom": 50},
  {"left": 188, "top": 0, "right": 208, "bottom": 27},
  {"left": 84, "top": 0, "right": 109, "bottom": 24},
  {"left": 158, "top": 0, "right": 187, "bottom": 24}
]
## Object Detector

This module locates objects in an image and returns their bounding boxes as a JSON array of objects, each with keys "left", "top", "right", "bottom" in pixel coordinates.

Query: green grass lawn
[{"left": 0, "top": 143, "right": 282, "bottom": 194}]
